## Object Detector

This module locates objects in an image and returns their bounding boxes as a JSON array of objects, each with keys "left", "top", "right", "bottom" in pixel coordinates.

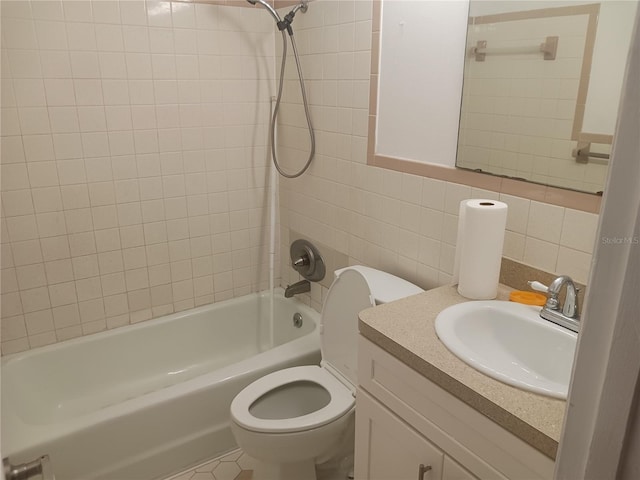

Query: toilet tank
[{"left": 334, "top": 266, "right": 424, "bottom": 304}]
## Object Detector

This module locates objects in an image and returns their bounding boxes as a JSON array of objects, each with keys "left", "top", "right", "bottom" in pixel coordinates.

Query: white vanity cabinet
[
  {"left": 443, "top": 457, "right": 478, "bottom": 480},
  {"left": 354, "top": 336, "right": 555, "bottom": 480},
  {"left": 356, "top": 389, "right": 477, "bottom": 480}
]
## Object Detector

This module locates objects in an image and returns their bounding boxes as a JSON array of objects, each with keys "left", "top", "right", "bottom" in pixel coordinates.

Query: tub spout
[{"left": 284, "top": 280, "right": 310, "bottom": 298}]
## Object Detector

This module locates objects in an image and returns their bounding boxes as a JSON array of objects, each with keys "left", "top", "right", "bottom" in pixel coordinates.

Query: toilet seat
[
  {"left": 230, "top": 365, "right": 355, "bottom": 434},
  {"left": 231, "top": 269, "right": 375, "bottom": 435}
]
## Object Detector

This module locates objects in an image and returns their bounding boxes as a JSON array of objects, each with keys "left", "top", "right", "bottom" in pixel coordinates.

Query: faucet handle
[
  {"left": 528, "top": 280, "right": 549, "bottom": 293},
  {"left": 529, "top": 280, "right": 560, "bottom": 311},
  {"left": 293, "top": 255, "right": 309, "bottom": 269}
]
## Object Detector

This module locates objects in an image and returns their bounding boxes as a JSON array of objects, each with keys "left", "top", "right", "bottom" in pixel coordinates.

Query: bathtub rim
[{"left": 2, "top": 288, "right": 313, "bottom": 366}]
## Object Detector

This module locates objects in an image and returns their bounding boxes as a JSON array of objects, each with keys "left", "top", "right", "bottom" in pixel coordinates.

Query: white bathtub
[{"left": 1, "top": 290, "right": 320, "bottom": 480}]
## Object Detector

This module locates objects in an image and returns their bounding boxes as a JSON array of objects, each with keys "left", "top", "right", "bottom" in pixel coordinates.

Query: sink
[{"left": 435, "top": 301, "right": 577, "bottom": 399}]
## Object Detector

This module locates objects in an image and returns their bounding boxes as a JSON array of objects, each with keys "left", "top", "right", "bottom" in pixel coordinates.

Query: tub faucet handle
[
  {"left": 293, "top": 255, "right": 309, "bottom": 269},
  {"left": 290, "top": 239, "right": 325, "bottom": 282}
]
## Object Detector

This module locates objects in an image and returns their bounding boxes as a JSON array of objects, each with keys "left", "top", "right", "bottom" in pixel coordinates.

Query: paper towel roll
[{"left": 453, "top": 199, "right": 508, "bottom": 300}]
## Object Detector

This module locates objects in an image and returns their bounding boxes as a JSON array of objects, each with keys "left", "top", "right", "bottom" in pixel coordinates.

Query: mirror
[{"left": 456, "top": 1, "right": 638, "bottom": 194}]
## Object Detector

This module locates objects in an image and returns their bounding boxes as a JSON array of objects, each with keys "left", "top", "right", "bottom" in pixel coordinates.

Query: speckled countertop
[{"left": 358, "top": 284, "right": 567, "bottom": 460}]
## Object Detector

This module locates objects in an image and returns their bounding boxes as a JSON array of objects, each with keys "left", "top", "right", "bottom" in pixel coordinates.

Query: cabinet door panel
[
  {"left": 355, "top": 390, "right": 444, "bottom": 480},
  {"left": 443, "top": 456, "right": 479, "bottom": 480}
]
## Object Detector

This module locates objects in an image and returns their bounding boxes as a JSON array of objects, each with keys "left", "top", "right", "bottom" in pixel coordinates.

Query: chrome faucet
[
  {"left": 284, "top": 279, "right": 310, "bottom": 298},
  {"left": 529, "top": 276, "right": 580, "bottom": 332}
]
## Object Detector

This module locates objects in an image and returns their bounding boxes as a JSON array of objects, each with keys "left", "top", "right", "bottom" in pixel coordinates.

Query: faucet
[
  {"left": 529, "top": 276, "right": 580, "bottom": 332},
  {"left": 284, "top": 279, "right": 310, "bottom": 298}
]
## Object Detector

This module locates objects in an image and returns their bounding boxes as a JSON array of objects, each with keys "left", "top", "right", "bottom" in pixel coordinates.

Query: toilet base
[
  {"left": 252, "top": 458, "right": 316, "bottom": 480},
  {"left": 230, "top": 408, "right": 355, "bottom": 480}
]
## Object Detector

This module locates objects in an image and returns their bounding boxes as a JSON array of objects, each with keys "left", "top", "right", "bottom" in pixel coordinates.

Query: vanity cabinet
[
  {"left": 443, "top": 457, "right": 478, "bottom": 480},
  {"left": 354, "top": 336, "right": 555, "bottom": 480},
  {"left": 356, "top": 390, "right": 478, "bottom": 480}
]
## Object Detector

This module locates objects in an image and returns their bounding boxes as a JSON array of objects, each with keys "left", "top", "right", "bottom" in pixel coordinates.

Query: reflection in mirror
[{"left": 457, "top": 1, "right": 638, "bottom": 194}]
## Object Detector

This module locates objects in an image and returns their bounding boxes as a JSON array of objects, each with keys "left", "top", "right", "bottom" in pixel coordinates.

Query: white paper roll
[{"left": 453, "top": 199, "right": 508, "bottom": 300}]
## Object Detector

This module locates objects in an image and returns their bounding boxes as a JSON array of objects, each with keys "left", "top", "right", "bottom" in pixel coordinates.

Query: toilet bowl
[{"left": 230, "top": 266, "right": 423, "bottom": 480}]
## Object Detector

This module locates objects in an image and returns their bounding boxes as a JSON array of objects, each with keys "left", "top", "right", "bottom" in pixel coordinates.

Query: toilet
[{"left": 230, "top": 266, "right": 424, "bottom": 480}]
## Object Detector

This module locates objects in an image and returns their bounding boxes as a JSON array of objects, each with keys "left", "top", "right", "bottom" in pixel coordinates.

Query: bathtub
[{"left": 1, "top": 289, "right": 321, "bottom": 480}]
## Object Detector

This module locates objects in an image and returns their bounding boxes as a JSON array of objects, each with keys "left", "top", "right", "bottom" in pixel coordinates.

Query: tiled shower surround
[
  {"left": 0, "top": 0, "right": 278, "bottom": 353},
  {"left": 1, "top": 0, "right": 599, "bottom": 354}
]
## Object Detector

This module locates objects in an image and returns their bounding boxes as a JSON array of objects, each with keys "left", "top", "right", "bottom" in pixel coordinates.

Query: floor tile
[{"left": 164, "top": 450, "right": 251, "bottom": 480}]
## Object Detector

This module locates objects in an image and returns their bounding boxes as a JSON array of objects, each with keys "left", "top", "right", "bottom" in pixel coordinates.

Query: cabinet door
[
  {"left": 443, "top": 456, "right": 479, "bottom": 480},
  {"left": 355, "top": 390, "right": 444, "bottom": 480}
]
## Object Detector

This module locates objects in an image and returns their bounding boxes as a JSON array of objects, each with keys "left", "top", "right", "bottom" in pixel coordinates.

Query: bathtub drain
[{"left": 293, "top": 312, "right": 303, "bottom": 328}]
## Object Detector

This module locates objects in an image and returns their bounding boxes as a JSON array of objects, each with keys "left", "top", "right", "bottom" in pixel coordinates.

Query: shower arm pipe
[
  {"left": 249, "top": 0, "right": 308, "bottom": 34},
  {"left": 278, "top": 2, "right": 308, "bottom": 33},
  {"left": 247, "top": 0, "right": 282, "bottom": 23}
]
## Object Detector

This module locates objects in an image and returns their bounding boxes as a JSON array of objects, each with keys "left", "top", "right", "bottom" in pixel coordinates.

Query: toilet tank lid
[{"left": 334, "top": 266, "right": 424, "bottom": 304}]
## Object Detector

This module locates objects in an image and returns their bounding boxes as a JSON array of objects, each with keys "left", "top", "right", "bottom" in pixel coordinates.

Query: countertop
[{"left": 358, "top": 284, "right": 567, "bottom": 460}]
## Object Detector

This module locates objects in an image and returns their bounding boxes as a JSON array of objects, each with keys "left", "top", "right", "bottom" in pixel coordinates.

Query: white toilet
[{"left": 230, "top": 266, "right": 423, "bottom": 480}]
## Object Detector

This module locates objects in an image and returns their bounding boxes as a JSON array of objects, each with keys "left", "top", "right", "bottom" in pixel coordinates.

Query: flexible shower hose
[{"left": 271, "top": 30, "right": 316, "bottom": 179}]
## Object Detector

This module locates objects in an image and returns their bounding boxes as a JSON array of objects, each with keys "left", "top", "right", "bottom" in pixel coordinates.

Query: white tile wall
[{"left": 0, "top": 0, "right": 279, "bottom": 354}]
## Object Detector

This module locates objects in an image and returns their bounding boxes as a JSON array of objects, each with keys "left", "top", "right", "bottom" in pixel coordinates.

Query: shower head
[{"left": 246, "top": 0, "right": 282, "bottom": 23}]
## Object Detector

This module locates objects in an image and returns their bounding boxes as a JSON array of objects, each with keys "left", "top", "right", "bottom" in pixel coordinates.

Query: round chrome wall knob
[{"left": 290, "top": 239, "right": 325, "bottom": 282}]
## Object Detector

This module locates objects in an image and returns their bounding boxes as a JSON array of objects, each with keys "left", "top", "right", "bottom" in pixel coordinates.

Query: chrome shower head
[{"left": 245, "top": 0, "right": 282, "bottom": 23}]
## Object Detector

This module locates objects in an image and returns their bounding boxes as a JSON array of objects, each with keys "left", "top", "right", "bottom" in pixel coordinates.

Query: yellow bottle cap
[{"left": 509, "top": 291, "right": 546, "bottom": 306}]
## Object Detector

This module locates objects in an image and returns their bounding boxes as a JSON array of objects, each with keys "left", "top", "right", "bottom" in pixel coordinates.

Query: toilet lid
[{"left": 320, "top": 269, "right": 374, "bottom": 387}]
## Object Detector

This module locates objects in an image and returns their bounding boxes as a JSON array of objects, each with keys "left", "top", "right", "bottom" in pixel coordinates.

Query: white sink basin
[{"left": 435, "top": 301, "right": 577, "bottom": 399}]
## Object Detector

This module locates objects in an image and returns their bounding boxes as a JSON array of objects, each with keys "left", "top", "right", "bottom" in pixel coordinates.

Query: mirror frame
[{"left": 367, "top": 0, "right": 602, "bottom": 214}]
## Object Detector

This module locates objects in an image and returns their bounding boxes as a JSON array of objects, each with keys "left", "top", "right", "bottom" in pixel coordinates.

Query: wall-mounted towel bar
[
  {"left": 572, "top": 142, "right": 611, "bottom": 163},
  {"left": 471, "top": 36, "right": 558, "bottom": 62}
]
